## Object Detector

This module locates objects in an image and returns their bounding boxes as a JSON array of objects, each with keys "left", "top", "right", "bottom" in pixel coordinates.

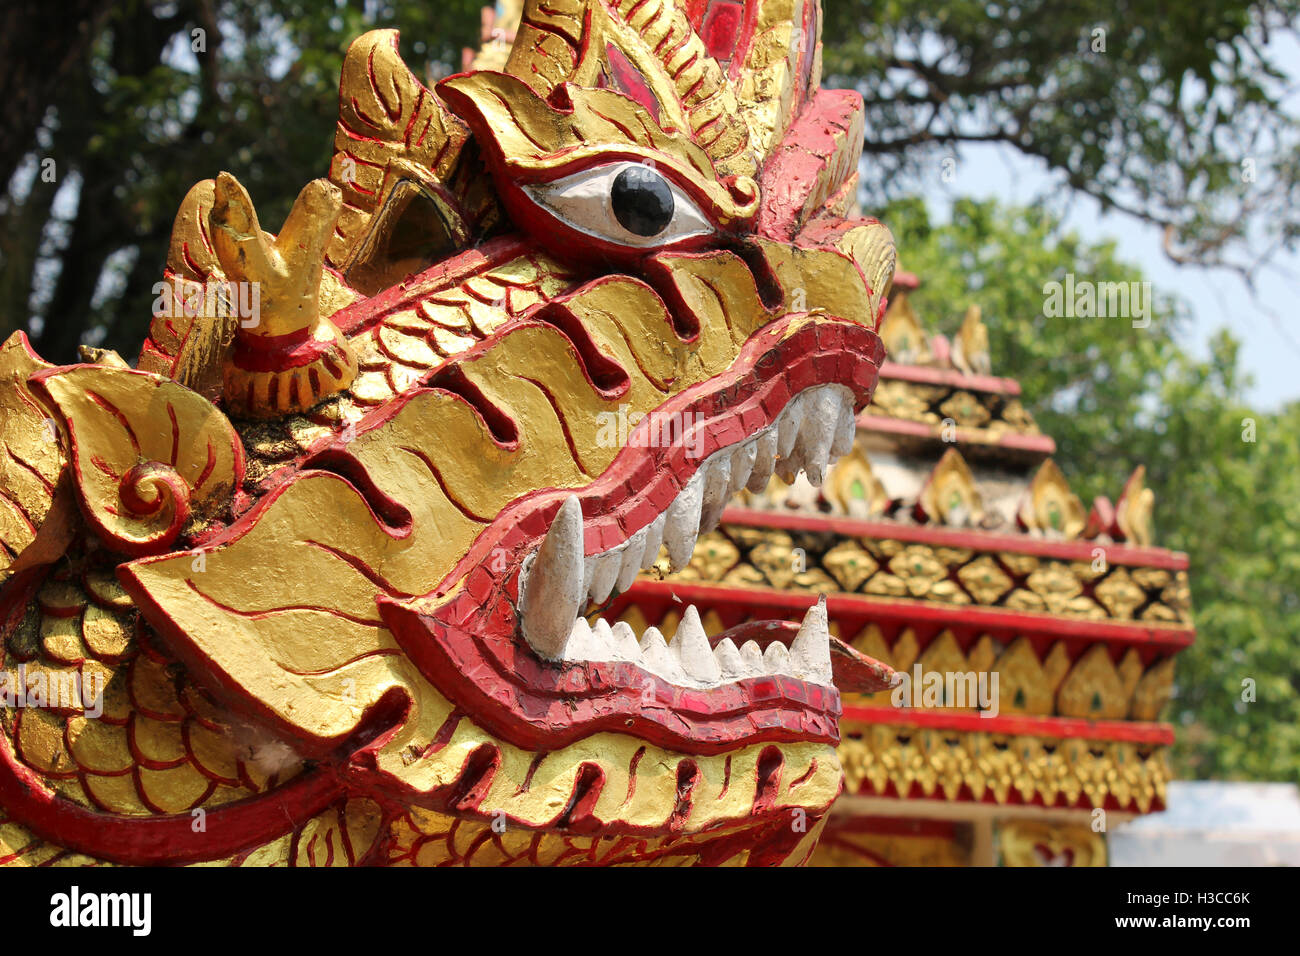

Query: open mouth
[
  {"left": 516, "top": 382, "right": 857, "bottom": 687},
  {"left": 381, "top": 314, "right": 896, "bottom": 755}
]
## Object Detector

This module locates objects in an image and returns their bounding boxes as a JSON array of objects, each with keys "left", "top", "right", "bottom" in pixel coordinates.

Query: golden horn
[{"left": 210, "top": 172, "right": 358, "bottom": 418}]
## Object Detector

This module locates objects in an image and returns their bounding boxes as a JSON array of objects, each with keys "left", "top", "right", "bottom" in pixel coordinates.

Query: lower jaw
[
  {"left": 379, "top": 314, "right": 885, "bottom": 754},
  {"left": 389, "top": 800, "right": 835, "bottom": 866},
  {"left": 362, "top": 716, "right": 845, "bottom": 847}
]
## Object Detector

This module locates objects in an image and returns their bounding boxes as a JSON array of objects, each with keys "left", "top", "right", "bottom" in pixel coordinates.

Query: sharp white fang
[
  {"left": 586, "top": 550, "right": 621, "bottom": 604},
  {"left": 589, "top": 618, "right": 620, "bottom": 662},
  {"left": 830, "top": 394, "right": 857, "bottom": 458},
  {"left": 777, "top": 398, "right": 802, "bottom": 459},
  {"left": 775, "top": 455, "right": 801, "bottom": 484},
  {"left": 789, "top": 596, "right": 832, "bottom": 684},
  {"left": 640, "top": 513, "right": 665, "bottom": 570},
  {"left": 712, "top": 638, "right": 747, "bottom": 680},
  {"left": 663, "top": 471, "right": 703, "bottom": 570},
  {"left": 747, "top": 429, "right": 778, "bottom": 493},
  {"left": 763, "top": 640, "right": 793, "bottom": 676},
  {"left": 801, "top": 389, "right": 841, "bottom": 486},
  {"left": 520, "top": 494, "right": 586, "bottom": 660},
  {"left": 610, "top": 620, "right": 641, "bottom": 660},
  {"left": 638, "top": 626, "right": 683, "bottom": 683},
  {"left": 675, "top": 605, "right": 721, "bottom": 683},
  {"left": 729, "top": 441, "right": 757, "bottom": 496},
  {"left": 699, "top": 455, "right": 731, "bottom": 533},
  {"left": 564, "top": 617, "right": 611, "bottom": 662},
  {"left": 615, "top": 527, "right": 647, "bottom": 592}
]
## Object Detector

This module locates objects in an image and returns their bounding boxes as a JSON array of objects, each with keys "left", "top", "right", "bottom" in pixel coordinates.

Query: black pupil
[{"left": 610, "top": 166, "right": 675, "bottom": 237}]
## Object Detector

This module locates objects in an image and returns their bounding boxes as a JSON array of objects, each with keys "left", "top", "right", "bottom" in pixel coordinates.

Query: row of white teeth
[
  {"left": 516, "top": 385, "right": 856, "bottom": 687},
  {"left": 565, "top": 600, "right": 832, "bottom": 688}
]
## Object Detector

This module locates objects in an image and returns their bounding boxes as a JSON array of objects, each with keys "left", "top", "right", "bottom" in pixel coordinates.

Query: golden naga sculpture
[{"left": 0, "top": 0, "right": 898, "bottom": 866}]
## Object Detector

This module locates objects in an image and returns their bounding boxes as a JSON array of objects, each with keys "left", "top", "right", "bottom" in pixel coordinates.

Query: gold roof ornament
[
  {"left": 1131, "top": 656, "right": 1177, "bottom": 721},
  {"left": 1116, "top": 465, "right": 1155, "bottom": 547},
  {"left": 878, "top": 283, "right": 932, "bottom": 366},
  {"left": 1018, "top": 458, "right": 1086, "bottom": 539},
  {"left": 951, "top": 303, "right": 991, "bottom": 376},
  {"left": 1056, "top": 645, "right": 1129, "bottom": 719},
  {"left": 915, "top": 447, "right": 984, "bottom": 527},
  {"left": 824, "top": 440, "right": 891, "bottom": 517}
]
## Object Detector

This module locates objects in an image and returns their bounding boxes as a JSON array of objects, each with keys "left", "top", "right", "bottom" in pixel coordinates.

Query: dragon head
[{"left": 2, "top": 0, "right": 896, "bottom": 866}]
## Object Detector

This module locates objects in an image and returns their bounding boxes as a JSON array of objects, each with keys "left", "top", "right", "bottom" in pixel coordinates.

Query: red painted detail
[
  {"left": 603, "top": 43, "right": 661, "bottom": 123},
  {"left": 381, "top": 595, "right": 841, "bottom": 757},
  {"left": 329, "top": 235, "right": 535, "bottom": 338},
  {"left": 879, "top": 360, "right": 1024, "bottom": 395},
  {"left": 715, "top": 507, "right": 1190, "bottom": 569},
  {"left": 0, "top": 713, "right": 342, "bottom": 865},
  {"left": 231, "top": 325, "right": 326, "bottom": 373},
  {"left": 858, "top": 413, "right": 1059, "bottom": 457},
  {"left": 756, "top": 90, "right": 864, "bottom": 241},
  {"left": 841, "top": 705, "right": 1176, "bottom": 745},
  {"left": 700, "top": 1, "right": 745, "bottom": 63},
  {"left": 620, "top": 578, "right": 1195, "bottom": 658}
]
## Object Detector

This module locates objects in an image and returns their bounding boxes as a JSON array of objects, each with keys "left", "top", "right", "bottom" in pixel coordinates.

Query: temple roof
[
  {"left": 740, "top": 273, "right": 1159, "bottom": 549},
  {"left": 615, "top": 265, "right": 1194, "bottom": 819}
]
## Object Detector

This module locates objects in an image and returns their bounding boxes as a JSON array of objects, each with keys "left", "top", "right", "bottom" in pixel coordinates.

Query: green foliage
[
  {"left": 885, "top": 196, "right": 1300, "bottom": 783},
  {"left": 0, "top": 0, "right": 482, "bottom": 362},
  {"left": 824, "top": 0, "right": 1300, "bottom": 278}
]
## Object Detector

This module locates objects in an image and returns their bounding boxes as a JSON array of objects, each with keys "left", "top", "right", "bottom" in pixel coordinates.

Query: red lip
[{"left": 378, "top": 315, "right": 885, "bottom": 755}]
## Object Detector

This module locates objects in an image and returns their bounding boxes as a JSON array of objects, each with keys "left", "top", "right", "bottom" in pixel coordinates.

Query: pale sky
[
  {"left": 915, "top": 31, "right": 1300, "bottom": 413},
  {"left": 930, "top": 141, "right": 1300, "bottom": 412}
]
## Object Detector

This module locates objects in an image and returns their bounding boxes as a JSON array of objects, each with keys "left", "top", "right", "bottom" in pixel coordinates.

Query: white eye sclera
[{"left": 523, "top": 162, "right": 714, "bottom": 249}]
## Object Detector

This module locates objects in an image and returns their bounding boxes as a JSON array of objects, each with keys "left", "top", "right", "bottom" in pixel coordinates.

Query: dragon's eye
[{"left": 523, "top": 162, "right": 714, "bottom": 249}]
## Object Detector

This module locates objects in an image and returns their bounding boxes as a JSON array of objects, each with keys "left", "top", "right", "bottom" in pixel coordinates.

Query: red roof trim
[
  {"left": 841, "top": 705, "right": 1176, "bottom": 745},
  {"left": 879, "top": 361, "right": 1023, "bottom": 395},
  {"left": 720, "top": 506, "right": 1190, "bottom": 568}
]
